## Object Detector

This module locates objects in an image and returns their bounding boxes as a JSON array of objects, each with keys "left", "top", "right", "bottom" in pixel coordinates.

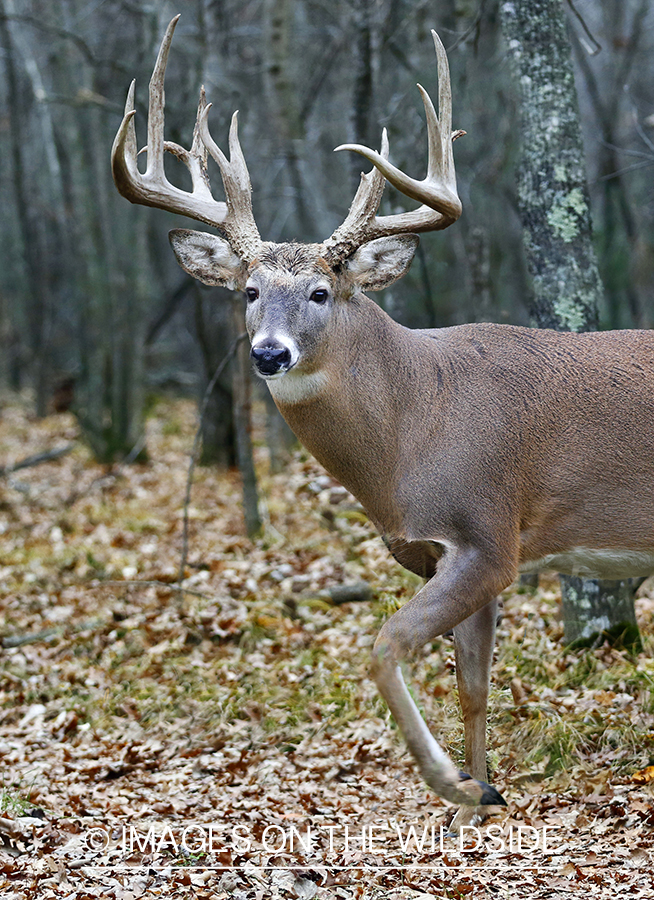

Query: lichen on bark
[{"left": 500, "top": 0, "right": 602, "bottom": 332}]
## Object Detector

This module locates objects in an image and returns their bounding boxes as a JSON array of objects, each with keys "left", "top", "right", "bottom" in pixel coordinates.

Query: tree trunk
[
  {"left": 569, "top": 1, "right": 649, "bottom": 329},
  {"left": 0, "top": 3, "right": 54, "bottom": 416},
  {"left": 263, "top": 0, "right": 314, "bottom": 240},
  {"left": 263, "top": 388, "right": 296, "bottom": 474},
  {"left": 561, "top": 578, "right": 641, "bottom": 650},
  {"left": 500, "top": 0, "right": 601, "bottom": 333},
  {"left": 231, "top": 300, "right": 262, "bottom": 540},
  {"left": 193, "top": 287, "right": 236, "bottom": 468},
  {"left": 500, "top": 0, "right": 641, "bottom": 649}
]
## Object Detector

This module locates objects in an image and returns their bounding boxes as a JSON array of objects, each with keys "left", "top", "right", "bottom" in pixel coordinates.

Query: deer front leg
[{"left": 371, "top": 544, "right": 512, "bottom": 808}]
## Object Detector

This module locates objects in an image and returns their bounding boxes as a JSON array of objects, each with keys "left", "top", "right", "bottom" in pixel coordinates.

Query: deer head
[{"left": 111, "top": 15, "right": 463, "bottom": 386}]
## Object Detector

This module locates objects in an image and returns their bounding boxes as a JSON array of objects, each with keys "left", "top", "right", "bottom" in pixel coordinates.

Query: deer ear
[
  {"left": 346, "top": 235, "right": 419, "bottom": 291},
  {"left": 169, "top": 229, "right": 245, "bottom": 290}
]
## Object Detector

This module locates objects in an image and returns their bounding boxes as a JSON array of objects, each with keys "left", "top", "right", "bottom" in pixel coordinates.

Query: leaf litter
[{"left": 0, "top": 395, "right": 653, "bottom": 898}]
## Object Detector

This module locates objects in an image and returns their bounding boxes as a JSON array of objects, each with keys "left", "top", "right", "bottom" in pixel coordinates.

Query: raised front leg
[{"left": 372, "top": 544, "right": 513, "bottom": 807}]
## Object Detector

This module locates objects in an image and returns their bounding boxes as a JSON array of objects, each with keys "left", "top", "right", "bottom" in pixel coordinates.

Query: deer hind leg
[
  {"left": 449, "top": 598, "right": 498, "bottom": 831},
  {"left": 371, "top": 544, "right": 512, "bottom": 808}
]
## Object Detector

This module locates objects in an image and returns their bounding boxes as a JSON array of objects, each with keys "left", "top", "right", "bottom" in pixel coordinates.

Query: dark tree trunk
[
  {"left": 263, "top": 0, "right": 314, "bottom": 241},
  {"left": 193, "top": 287, "right": 236, "bottom": 469},
  {"left": 500, "top": 0, "right": 641, "bottom": 649},
  {"left": 570, "top": 2, "right": 649, "bottom": 329},
  {"left": 263, "top": 388, "right": 296, "bottom": 474},
  {"left": 231, "top": 300, "right": 262, "bottom": 539},
  {"left": 561, "top": 578, "right": 641, "bottom": 649},
  {"left": 349, "top": 0, "right": 375, "bottom": 195},
  {"left": 0, "top": 6, "right": 52, "bottom": 416}
]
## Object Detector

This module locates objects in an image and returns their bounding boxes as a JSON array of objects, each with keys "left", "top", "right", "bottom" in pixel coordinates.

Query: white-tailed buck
[{"left": 113, "top": 16, "right": 654, "bottom": 822}]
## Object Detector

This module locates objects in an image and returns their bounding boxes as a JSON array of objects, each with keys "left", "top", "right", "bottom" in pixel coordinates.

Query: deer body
[
  {"left": 266, "top": 297, "right": 654, "bottom": 815},
  {"left": 112, "top": 16, "right": 653, "bottom": 820},
  {"left": 270, "top": 298, "right": 654, "bottom": 583}
]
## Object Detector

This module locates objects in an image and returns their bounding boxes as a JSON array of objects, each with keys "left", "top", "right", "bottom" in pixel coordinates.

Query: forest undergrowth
[{"left": 0, "top": 394, "right": 653, "bottom": 899}]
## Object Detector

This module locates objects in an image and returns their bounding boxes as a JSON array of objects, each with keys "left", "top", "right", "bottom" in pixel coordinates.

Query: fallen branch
[
  {"left": 2, "top": 628, "right": 60, "bottom": 648},
  {"left": 1, "top": 580, "right": 212, "bottom": 648},
  {"left": 2, "top": 618, "right": 105, "bottom": 648},
  {"left": 323, "top": 582, "right": 373, "bottom": 605},
  {"left": 65, "top": 431, "right": 146, "bottom": 506},
  {"left": 102, "top": 579, "right": 212, "bottom": 600},
  {"left": 0, "top": 443, "right": 75, "bottom": 477}
]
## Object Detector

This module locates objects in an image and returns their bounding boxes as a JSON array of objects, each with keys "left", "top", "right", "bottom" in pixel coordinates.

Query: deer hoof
[{"left": 458, "top": 771, "right": 507, "bottom": 807}]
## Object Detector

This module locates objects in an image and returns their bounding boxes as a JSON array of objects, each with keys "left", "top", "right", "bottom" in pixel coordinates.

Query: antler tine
[
  {"left": 111, "top": 82, "right": 141, "bottom": 199},
  {"left": 322, "top": 29, "right": 462, "bottom": 263},
  {"left": 190, "top": 88, "right": 209, "bottom": 168},
  {"left": 146, "top": 14, "right": 178, "bottom": 182},
  {"left": 433, "top": 29, "right": 453, "bottom": 167},
  {"left": 163, "top": 87, "right": 214, "bottom": 198},
  {"left": 198, "top": 108, "right": 262, "bottom": 262},
  {"left": 321, "top": 130, "right": 389, "bottom": 262},
  {"left": 123, "top": 80, "right": 138, "bottom": 162},
  {"left": 112, "top": 15, "right": 261, "bottom": 258}
]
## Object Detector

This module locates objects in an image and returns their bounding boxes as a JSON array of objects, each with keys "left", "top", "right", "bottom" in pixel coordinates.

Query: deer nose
[{"left": 251, "top": 342, "right": 292, "bottom": 376}]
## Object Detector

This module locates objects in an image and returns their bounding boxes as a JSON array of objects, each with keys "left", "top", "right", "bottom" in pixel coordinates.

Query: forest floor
[{"left": 1, "top": 394, "right": 653, "bottom": 899}]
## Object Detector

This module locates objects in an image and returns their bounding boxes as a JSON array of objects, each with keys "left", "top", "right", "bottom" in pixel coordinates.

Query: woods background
[
  {"left": 0, "top": 0, "right": 652, "bottom": 465},
  {"left": 2, "top": 3, "right": 654, "bottom": 892}
]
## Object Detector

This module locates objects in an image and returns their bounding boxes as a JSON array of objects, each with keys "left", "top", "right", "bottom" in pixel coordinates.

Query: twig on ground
[
  {"left": 1, "top": 575, "right": 213, "bottom": 647},
  {"left": 65, "top": 468, "right": 118, "bottom": 506},
  {"left": 2, "top": 618, "right": 106, "bottom": 648},
  {"left": 0, "top": 443, "right": 76, "bottom": 477},
  {"left": 102, "top": 579, "right": 212, "bottom": 600},
  {"left": 446, "top": 0, "right": 487, "bottom": 53}
]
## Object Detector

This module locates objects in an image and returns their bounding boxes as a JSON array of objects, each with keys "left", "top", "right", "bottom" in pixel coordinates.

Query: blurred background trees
[{"left": 0, "top": 0, "right": 652, "bottom": 466}]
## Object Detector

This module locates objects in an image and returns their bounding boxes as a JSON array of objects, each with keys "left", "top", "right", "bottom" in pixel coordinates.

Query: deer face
[
  {"left": 244, "top": 245, "right": 337, "bottom": 380},
  {"left": 169, "top": 230, "right": 419, "bottom": 386},
  {"left": 116, "top": 16, "right": 459, "bottom": 394}
]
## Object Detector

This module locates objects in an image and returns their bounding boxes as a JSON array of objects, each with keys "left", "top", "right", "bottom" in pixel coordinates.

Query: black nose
[{"left": 251, "top": 343, "right": 292, "bottom": 376}]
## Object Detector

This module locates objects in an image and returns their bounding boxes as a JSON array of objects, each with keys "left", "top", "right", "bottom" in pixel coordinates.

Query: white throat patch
[{"left": 266, "top": 369, "right": 328, "bottom": 404}]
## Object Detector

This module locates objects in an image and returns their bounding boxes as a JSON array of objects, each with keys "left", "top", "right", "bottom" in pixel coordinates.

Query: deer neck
[{"left": 267, "top": 296, "right": 416, "bottom": 532}]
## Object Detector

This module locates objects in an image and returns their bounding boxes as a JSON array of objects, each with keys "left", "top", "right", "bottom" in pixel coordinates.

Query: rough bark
[
  {"left": 501, "top": 0, "right": 600, "bottom": 332},
  {"left": 500, "top": 0, "right": 641, "bottom": 647},
  {"left": 561, "top": 577, "right": 641, "bottom": 649},
  {"left": 193, "top": 287, "right": 236, "bottom": 469},
  {"left": 263, "top": 0, "right": 314, "bottom": 240},
  {"left": 231, "top": 300, "right": 262, "bottom": 540},
  {"left": 263, "top": 388, "right": 296, "bottom": 474}
]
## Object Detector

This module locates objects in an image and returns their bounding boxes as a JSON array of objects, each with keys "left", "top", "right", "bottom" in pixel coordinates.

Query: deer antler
[
  {"left": 322, "top": 30, "right": 463, "bottom": 264},
  {"left": 111, "top": 15, "right": 262, "bottom": 262}
]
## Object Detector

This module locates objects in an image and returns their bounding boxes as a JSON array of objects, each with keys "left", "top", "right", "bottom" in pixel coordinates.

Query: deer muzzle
[{"left": 250, "top": 341, "right": 294, "bottom": 377}]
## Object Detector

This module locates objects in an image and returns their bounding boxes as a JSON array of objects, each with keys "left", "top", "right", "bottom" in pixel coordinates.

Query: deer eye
[
  {"left": 245, "top": 287, "right": 259, "bottom": 302},
  {"left": 310, "top": 289, "right": 328, "bottom": 304}
]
